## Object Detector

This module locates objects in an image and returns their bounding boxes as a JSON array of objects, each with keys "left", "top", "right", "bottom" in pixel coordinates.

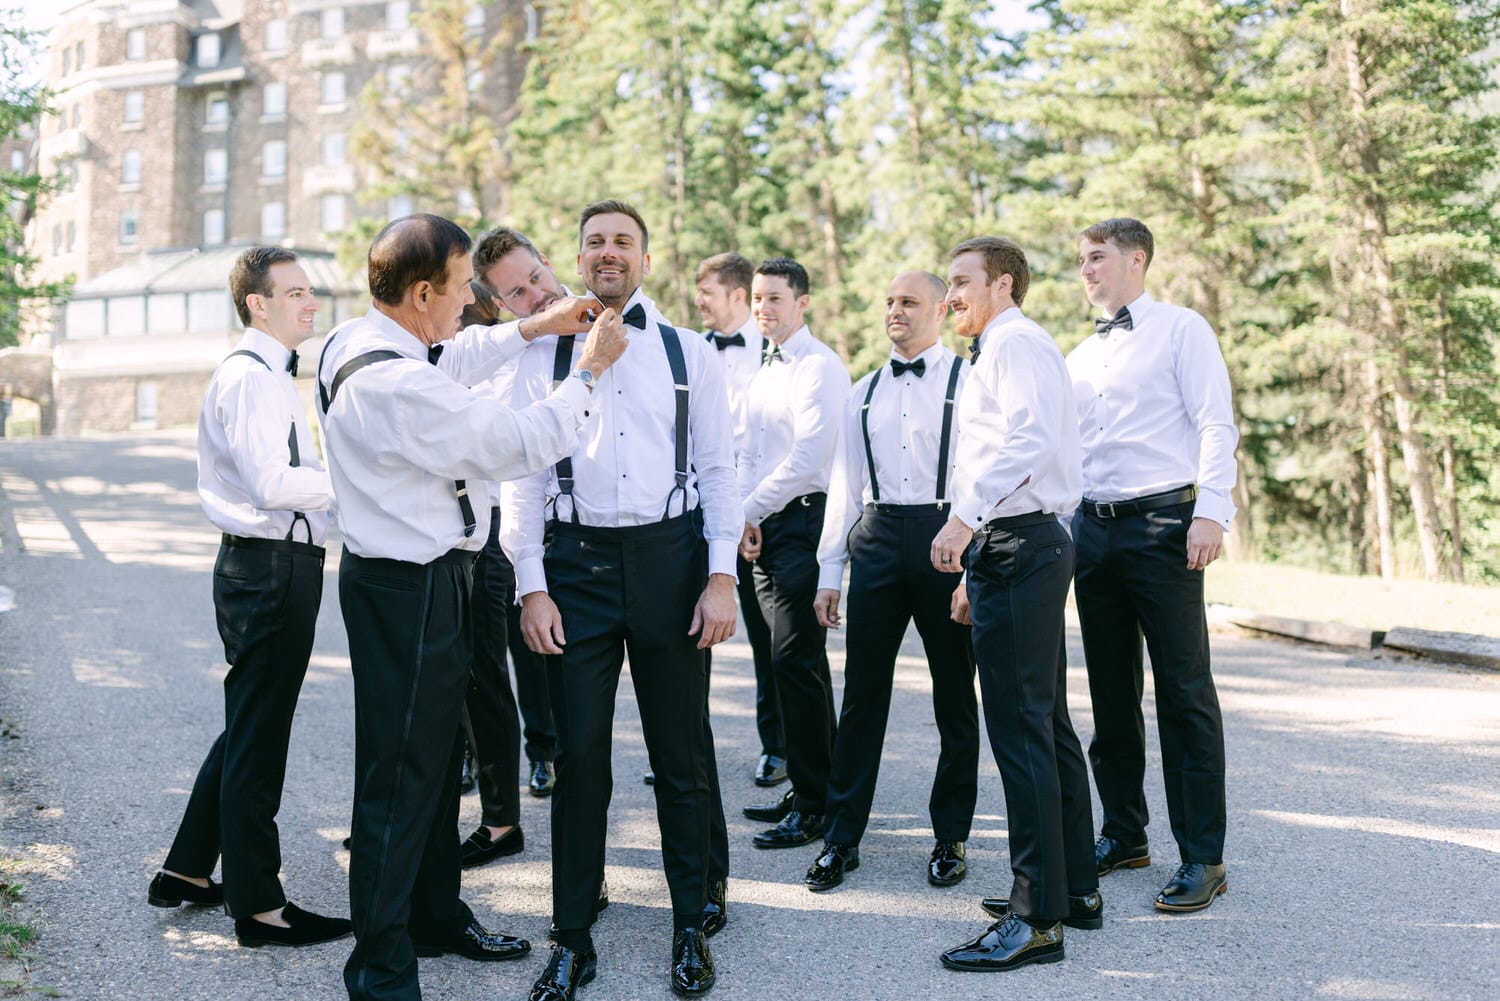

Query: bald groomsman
[
  {"left": 1069, "top": 217, "right": 1237, "bottom": 913},
  {"left": 803, "top": 271, "right": 980, "bottom": 892}
]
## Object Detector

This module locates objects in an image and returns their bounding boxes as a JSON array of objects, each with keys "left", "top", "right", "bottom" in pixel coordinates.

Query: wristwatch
[{"left": 572, "top": 368, "right": 596, "bottom": 390}]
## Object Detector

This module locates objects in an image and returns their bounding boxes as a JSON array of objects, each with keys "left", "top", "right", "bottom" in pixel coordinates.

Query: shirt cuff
[
  {"left": 1192, "top": 489, "right": 1236, "bottom": 530},
  {"left": 952, "top": 499, "right": 985, "bottom": 530},
  {"left": 742, "top": 497, "right": 767, "bottom": 526},
  {"left": 708, "top": 541, "right": 738, "bottom": 581},
  {"left": 817, "top": 561, "right": 845, "bottom": 592},
  {"left": 551, "top": 376, "right": 593, "bottom": 422},
  {"left": 514, "top": 558, "right": 549, "bottom": 599}
]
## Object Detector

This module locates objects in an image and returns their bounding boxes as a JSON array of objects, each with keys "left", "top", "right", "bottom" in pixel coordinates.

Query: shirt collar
[
  {"left": 976, "top": 306, "right": 1023, "bottom": 352},
  {"left": 774, "top": 324, "right": 814, "bottom": 358},
  {"left": 732, "top": 314, "right": 761, "bottom": 343},
  {"left": 365, "top": 306, "right": 435, "bottom": 361},
  {"left": 241, "top": 326, "right": 294, "bottom": 370},
  {"left": 889, "top": 340, "right": 944, "bottom": 367},
  {"left": 1123, "top": 290, "right": 1154, "bottom": 322}
]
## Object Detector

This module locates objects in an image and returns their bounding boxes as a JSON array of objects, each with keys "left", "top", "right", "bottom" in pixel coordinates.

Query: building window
[
  {"left": 120, "top": 212, "right": 138, "bottom": 246},
  {"left": 320, "top": 72, "right": 345, "bottom": 107},
  {"left": 196, "top": 33, "right": 220, "bottom": 69},
  {"left": 203, "top": 208, "right": 225, "bottom": 245},
  {"left": 261, "top": 201, "right": 286, "bottom": 239},
  {"left": 51, "top": 224, "right": 61, "bottom": 254},
  {"left": 204, "top": 148, "right": 227, "bottom": 186},
  {"left": 386, "top": 64, "right": 410, "bottom": 92},
  {"left": 321, "top": 8, "right": 345, "bottom": 39},
  {"left": 71, "top": 105, "right": 82, "bottom": 128},
  {"left": 9, "top": 150, "right": 23, "bottom": 173},
  {"left": 262, "top": 140, "right": 287, "bottom": 179},
  {"left": 388, "top": 194, "right": 414, "bottom": 219},
  {"left": 263, "top": 81, "right": 287, "bottom": 118},
  {"left": 66, "top": 220, "right": 76, "bottom": 251},
  {"left": 525, "top": 4, "right": 540, "bottom": 41},
  {"left": 121, "top": 149, "right": 141, "bottom": 185},
  {"left": 123, "top": 91, "right": 144, "bottom": 124},
  {"left": 320, "top": 194, "right": 346, "bottom": 232},
  {"left": 206, "top": 93, "right": 229, "bottom": 126},
  {"left": 322, "top": 133, "right": 345, "bottom": 167},
  {"left": 62, "top": 48, "right": 70, "bottom": 75},
  {"left": 126, "top": 29, "right": 145, "bottom": 61},
  {"left": 265, "top": 18, "right": 287, "bottom": 53},
  {"left": 75, "top": 41, "right": 84, "bottom": 70},
  {"left": 386, "top": 1, "right": 412, "bottom": 31}
]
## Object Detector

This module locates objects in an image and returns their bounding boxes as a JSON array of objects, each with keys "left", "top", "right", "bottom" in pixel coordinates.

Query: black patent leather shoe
[
  {"left": 741, "top": 788, "right": 795, "bottom": 823},
  {"left": 754, "top": 753, "right": 788, "bottom": 787},
  {"left": 529, "top": 943, "right": 598, "bottom": 1001},
  {"left": 460, "top": 825, "right": 525, "bottom": 868},
  {"left": 928, "top": 840, "right": 967, "bottom": 886},
  {"left": 939, "top": 914, "right": 1064, "bottom": 972},
  {"left": 413, "top": 917, "right": 531, "bottom": 961},
  {"left": 644, "top": 769, "right": 655, "bottom": 785},
  {"left": 803, "top": 842, "right": 859, "bottom": 891},
  {"left": 530, "top": 759, "right": 556, "bottom": 797},
  {"left": 1095, "top": 835, "right": 1150, "bottom": 876},
  {"left": 235, "top": 903, "right": 353, "bottom": 948},
  {"left": 147, "top": 871, "right": 224, "bottom": 908},
  {"left": 702, "top": 878, "right": 727, "bottom": 937},
  {"left": 753, "top": 811, "right": 825, "bottom": 849},
  {"left": 1154, "top": 862, "right": 1227, "bottom": 912},
  {"left": 980, "top": 890, "right": 1103, "bottom": 930},
  {"left": 671, "top": 927, "right": 716, "bottom": 997}
]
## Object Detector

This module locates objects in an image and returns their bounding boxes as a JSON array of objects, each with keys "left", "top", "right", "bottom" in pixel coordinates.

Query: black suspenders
[
  {"left": 860, "top": 356, "right": 965, "bottom": 506},
  {"left": 548, "top": 322, "right": 691, "bottom": 524},
  {"left": 225, "top": 349, "right": 312, "bottom": 542},
  {"left": 316, "top": 342, "right": 478, "bottom": 539}
]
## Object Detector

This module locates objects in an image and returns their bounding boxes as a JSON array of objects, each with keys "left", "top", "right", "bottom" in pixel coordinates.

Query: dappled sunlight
[
  {"left": 1254, "top": 809, "right": 1500, "bottom": 855},
  {"left": 1314, "top": 977, "right": 1445, "bottom": 1000},
  {"left": 71, "top": 655, "right": 149, "bottom": 689}
]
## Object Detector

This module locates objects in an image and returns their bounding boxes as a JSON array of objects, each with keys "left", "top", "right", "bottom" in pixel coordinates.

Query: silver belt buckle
[
  {"left": 799, "top": 494, "right": 811, "bottom": 507},
  {"left": 1097, "top": 500, "right": 1116, "bottom": 518}
]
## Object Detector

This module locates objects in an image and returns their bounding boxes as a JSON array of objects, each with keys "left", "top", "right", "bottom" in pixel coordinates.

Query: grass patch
[{"left": 0, "top": 863, "right": 53, "bottom": 998}]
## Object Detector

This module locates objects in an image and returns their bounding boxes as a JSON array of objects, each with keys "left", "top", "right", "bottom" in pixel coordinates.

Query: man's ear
[
  {"left": 409, "top": 280, "right": 433, "bottom": 313},
  {"left": 642, "top": 252, "right": 651, "bottom": 278}
]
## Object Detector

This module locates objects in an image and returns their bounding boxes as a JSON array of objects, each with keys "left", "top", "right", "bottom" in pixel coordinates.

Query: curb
[{"left": 1207, "top": 604, "right": 1500, "bottom": 671}]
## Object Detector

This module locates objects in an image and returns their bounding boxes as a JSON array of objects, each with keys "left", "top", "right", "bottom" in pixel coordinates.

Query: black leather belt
[
  {"left": 866, "top": 502, "right": 950, "bottom": 516},
  {"left": 221, "top": 533, "right": 324, "bottom": 556},
  {"left": 979, "top": 511, "right": 1056, "bottom": 533},
  {"left": 1081, "top": 485, "right": 1197, "bottom": 519}
]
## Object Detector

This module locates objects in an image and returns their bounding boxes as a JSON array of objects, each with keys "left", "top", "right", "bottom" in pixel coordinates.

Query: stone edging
[{"left": 1207, "top": 604, "right": 1500, "bottom": 671}]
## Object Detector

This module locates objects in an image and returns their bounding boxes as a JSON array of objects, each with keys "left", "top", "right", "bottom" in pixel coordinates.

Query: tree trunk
[{"left": 1361, "top": 359, "right": 1396, "bottom": 580}]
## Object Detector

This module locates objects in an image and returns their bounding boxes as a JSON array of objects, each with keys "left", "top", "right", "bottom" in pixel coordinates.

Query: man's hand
[
  {"left": 575, "top": 308, "right": 628, "bottom": 379},
  {"left": 689, "top": 574, "right": 737, "bottom": 650},
  {"left": 950, "top": 584, "right": 972, "bottom": 625},
  {"left": 739, "top": 522, "right": 762, "bottom": 562},
  {"left": 1186, "top": 517, "right": 1225, "bottom": 571},
  {"left": 813, "top": 588, "right": 842, "bottom": 629},
  {"left": 519, "top": 294, "right": 605, "bottom": 340},
  {"left": 520, "top": 591, "right": 567, "bottom": 655},
  {"left": 930, "top": 515, "right": 974, "bottom": 573}
]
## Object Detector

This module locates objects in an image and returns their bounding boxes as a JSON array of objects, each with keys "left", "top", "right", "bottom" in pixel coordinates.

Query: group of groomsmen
[{"left": 148, "top": 201, "right": 1239, "bottom": 1000}]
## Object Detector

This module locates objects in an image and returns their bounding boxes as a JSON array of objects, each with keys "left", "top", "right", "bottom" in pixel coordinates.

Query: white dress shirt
[
  {"left": 502, "top": 289, "right": 740, "bottom": 598},
  {"left": 700, "top": 314, "right": 765, "bottom": 461},
  {"left": 318, "top": 306, "right": 591, "bottom": 563},
  {"left": 739, "top": 325, "right": 852, "bottom": 525},
  {"left": 198, "top": 327, "right": 335, "bottom": 543},
  {"left": 816, "top": 342, "right": 967, "bottom": 590},
  {"left": 951, "top": 308, "right": 1082, "bottom": 529},
  {"left": 1065, "top": 291, "right": 1239, "bottom": 528}
]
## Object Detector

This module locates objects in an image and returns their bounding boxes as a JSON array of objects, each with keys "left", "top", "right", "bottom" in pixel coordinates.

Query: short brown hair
[
  {"left": 472, "top": 227, "right": 542, "bottom": 292},
  {"left": 578, "top": 199, "right": 649, "bottom": 251},
  {"left": 368, "top": 213, "right": 472, "bottom": 306},
  {"left": 755, "top": 256, "right": 810, "bottom": 298},
  {"left": 228, "top": 246, "right": 298, "bottom": 327},
  {"left": 696, "top": 252, "right": 754, "bottom": 296},
  {"left": 949, "top": 237, "right": 1030, "bottom": 307},
  {"left": 1081, "top": 217, "right": 1154, "bottom": 269},
  {"left": 461, "top": 280, "right": 500, "bottom": 327}
]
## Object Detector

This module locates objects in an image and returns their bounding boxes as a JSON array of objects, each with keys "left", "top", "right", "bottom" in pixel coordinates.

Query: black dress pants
[
  {"left": 463, "top": 510, "right": 521, "bottom": 828},
  {"left": 341, "top": 548, "right": 476, "bottom": 1001},
  {"left": 543, "top": 514, "right": 715, "bottom": 932},
  {"left": 1072, "top": 500, "right": 1227, "bottom": 864},
  {"left": 967, "top": 514, "right": 1095, "bottom": 925},
  {"left": 824, "top": 505, "right": 979, "bottom": 847},
  {"left": 737, "top": 554, "right": 784, "bottom": 759},
  {"left": 753, "top": 493, "right": 836, "bottom": 815},
  {"left": 164, "top": 536, "right": 323, "bottom": 918}
]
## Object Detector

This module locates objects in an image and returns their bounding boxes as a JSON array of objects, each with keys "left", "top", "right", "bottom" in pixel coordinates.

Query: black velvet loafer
[
  {"left": 147, "top": 871, "right": 224, "bottom": 908},
  {"left": 234, "top": 903, "right": 352, "bottom": 948},
  {"left": 460, "top": 825, "right": 525, "bottom": 868}
]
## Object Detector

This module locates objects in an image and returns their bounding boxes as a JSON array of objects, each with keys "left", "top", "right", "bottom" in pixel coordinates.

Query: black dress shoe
[
  {"left": 1154, "top": 862, "right": 1227, "bottom": 912},
  {"left": 702, "top": 878, "right": 727, "bottom": 937},
  {"left": 753, "top": 753, "right": 788, "bottom": 787},
  {"left": 742, "top": 788, "right": 795, "bottom": 823},
  {"left": 752, "top": 811, "right": 825, "bottom": 849},
  {"left": 939, "top": 914, "right": 1064, "bottom": 972},
  {"left": 147, "top": 871, "right": 224, "bottom": 908},
  {"left": 529, "top": 943, "right": 598, "bottom": 1001},
  {"left": 530, "top": 759, "right": 556, "bottom": 798},
  {"left": 461, "top": 825, "right": 525, "bottom": 868},
  {"left": 413, "top": 918, "right": 531, "bottom": 961},
  {"left": 928, "top": 840, "right": 967, "bottom": 887},
  {"left": 980, "top": 890, "right": 1103, "bottom": 930},
  {"left": 644, "top": 769, "right": 655, "bottom": 785},
  {"left": 459, "top": 749, "right": 477, "bottom": 794},
  {"left": 235, "top": 903, "right": 353, "bottom": 948},
  {"left": 803, "top": 842, "right": 859, "bottom": 891},
  {"left": 1095, "top": 835, "right": 1150, "bottom": 876},
  {"left": 671, "top": 927, "right": 715, "bottom": 997},
  {"left": 341, "top": 836, "right": 352, "bottom": 851}
]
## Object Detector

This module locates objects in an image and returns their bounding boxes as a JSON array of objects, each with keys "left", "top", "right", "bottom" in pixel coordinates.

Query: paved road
[{"left": 1, "top": 432, "right": 1497, "bottom": 1001}]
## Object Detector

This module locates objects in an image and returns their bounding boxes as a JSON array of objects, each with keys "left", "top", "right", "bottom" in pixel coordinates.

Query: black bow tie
[
  {"left": 968, "top": 340, "right": 982, "bottom": 363},
  {"left": 891, "top": 357, "right": 926, "bottom": 378},
  {"left": 286, "top": 350, "right": 299, "bottom": 377},
  {"left": 761, "top": 342, "right": 784, "bottom": 365},
  {"left": 622, "top": 303, "right": 647, "bottom": 329},
  {"left": 427, "top": 343, "right": 444, "bottom": 365},
  {"left": 709, "top": 331, "right": 745, "bottom": 351},
  {"left": 1095, "top": 306, "right": 1133, "bottom": 337}
]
